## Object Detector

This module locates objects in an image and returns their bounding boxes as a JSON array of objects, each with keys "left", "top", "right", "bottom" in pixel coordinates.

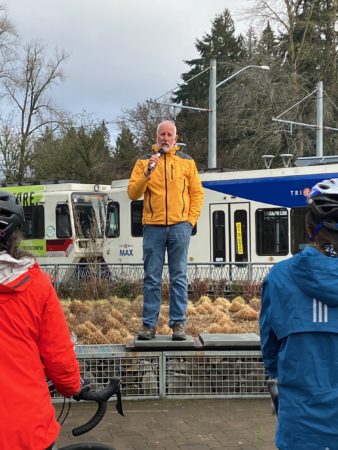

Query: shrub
[
  {"left": 189, "top": 278, "right": 210, "bottom": 301},
  {"left": 111, "top": 278, "right": 143, "bottom": 299}
]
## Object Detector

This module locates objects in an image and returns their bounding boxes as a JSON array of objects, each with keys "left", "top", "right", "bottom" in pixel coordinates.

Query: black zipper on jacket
[
  {"left": 182, "top": 179, "right": 186, "bottom": 215},
  {"left": 147, "top": 187, "right": 153, "bottom": 217},
  {"left": 171, "top": 164, "right": 174, "bottom": 180},
  {"left": 165, "top": 154, "right": 168, "bottom": 225}
]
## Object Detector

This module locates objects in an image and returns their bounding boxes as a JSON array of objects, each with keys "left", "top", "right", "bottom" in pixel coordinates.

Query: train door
[
  {"left": 210, "top": 203, "right": 250, "bottom": 263},
  {"left": 229, "top": 203, "right": 250, "bottom": 263},
  {"left": 210, "top": 205, "right": 227, "bottom": 262}
]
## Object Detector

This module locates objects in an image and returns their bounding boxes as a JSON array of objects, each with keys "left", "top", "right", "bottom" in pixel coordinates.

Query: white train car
[
  {"left": 103, "top": 158, "right": 338, "bottom": 266},
  {"left": 0, "top": 182, "right": 111, "bottom": 264}
]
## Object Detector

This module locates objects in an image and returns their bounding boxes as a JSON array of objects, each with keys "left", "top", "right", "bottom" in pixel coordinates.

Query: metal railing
[
  {"left": 41, "top": 262, "right": 273, "bottom": 297},
  {"left": 41, "top": 262, "right": 273, "bottom": 284}
]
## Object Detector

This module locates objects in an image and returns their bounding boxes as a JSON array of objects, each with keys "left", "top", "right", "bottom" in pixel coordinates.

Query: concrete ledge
[
  {"left": 126, "top": 333, "right": 261, "bottom": 350},
  {"left": 198, "top": 333, "right": 260, "bottom": 348},
  {"left": 128, "top": 334, "right": 200, "bottom": 349}
]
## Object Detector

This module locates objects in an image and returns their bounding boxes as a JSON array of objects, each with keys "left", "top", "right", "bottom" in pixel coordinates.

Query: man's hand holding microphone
[{"left": 144, "top": 148, "right": 164, "bottom": 178}]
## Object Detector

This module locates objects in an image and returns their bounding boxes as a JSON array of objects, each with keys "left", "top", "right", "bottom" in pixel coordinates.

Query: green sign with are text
[{"left": 19, "top": 239, "right": 46, "bottom": 257}]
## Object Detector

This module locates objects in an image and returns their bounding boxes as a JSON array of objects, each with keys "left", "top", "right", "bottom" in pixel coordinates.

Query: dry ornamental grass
[{"left": 61, "top": 295, "right": 261, "bottom": 344}]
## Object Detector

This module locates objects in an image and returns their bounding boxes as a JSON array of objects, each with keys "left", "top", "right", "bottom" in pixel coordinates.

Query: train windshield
[{"left": 71, "top": 193, "right": 107, "bottom": 238}]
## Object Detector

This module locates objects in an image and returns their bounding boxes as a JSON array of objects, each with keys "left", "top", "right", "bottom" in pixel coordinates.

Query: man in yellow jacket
[{"left": 128, "top": 120, "right": 204, "bottom": 340}]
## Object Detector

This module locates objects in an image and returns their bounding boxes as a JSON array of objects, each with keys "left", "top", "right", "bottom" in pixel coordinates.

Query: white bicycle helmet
[{"left": 307, "top": 179, "right": 338, "bottom": 222}]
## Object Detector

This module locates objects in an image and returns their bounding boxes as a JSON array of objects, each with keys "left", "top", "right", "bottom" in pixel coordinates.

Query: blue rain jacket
[{"left": 260, "top": 246, "right": 338, "bottom": 450}]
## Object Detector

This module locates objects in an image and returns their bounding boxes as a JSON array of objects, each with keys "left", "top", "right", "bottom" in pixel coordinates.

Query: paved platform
[
  {"left": 127, "top": 333, "right": 261, "bottom": 351},
  {"left": 56, "top": 398, "right": 277, "bottom": 449},
  {"left": 199, "top": 333, "right": 261, "bottom": 349},
  {"left": 129, "top": 334, "right": 200, "bottom": 349}
]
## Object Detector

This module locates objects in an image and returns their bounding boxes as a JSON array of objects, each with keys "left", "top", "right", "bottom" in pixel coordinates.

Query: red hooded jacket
[{"left": 0, "top": 256, "right": 80, "bottom": 450}]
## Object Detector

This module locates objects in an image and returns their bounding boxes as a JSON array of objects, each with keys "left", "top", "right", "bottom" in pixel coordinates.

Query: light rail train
[
  {"left": 0, "top": 182, "right": 110, "bottom": 264},
  {"left": 103, "top": 157, "right": 338, "bottom": 266},
  {"left": 2, "top": 157, "right": 338, "bottom": 268}
]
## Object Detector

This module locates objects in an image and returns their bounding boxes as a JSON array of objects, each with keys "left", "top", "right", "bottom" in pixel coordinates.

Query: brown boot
[
  {"left": 137, "top": 325, "right": 156, "bottom": 340},
  {"left": 172, "top": 322, "right": 186, "bottom": 341}
]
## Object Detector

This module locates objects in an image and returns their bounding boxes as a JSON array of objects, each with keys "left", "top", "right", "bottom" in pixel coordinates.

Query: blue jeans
[{"left": 143, "top": 222, "right": 192, "bottom": 328}]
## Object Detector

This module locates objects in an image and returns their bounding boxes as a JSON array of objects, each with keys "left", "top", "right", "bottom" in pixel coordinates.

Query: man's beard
[{"left": 161, "top": 144, "right": 173, "bottom": 153}]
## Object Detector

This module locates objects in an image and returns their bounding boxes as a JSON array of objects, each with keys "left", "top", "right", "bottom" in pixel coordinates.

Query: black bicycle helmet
[
  {"left": 0, "top": 191, "right": 24, "bottom": 241},
  {"left": 307, "top": 179, "right": 338, "bottom": 224}
]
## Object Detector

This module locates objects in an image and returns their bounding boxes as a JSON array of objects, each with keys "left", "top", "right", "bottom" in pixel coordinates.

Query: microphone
[{"left": 148, "top": 148, "right": 164, "bottom": 171}]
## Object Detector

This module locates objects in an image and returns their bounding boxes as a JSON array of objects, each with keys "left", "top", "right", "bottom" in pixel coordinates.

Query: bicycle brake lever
[{"left": 115, "top": 386, "right": 124, "bottom": 416}]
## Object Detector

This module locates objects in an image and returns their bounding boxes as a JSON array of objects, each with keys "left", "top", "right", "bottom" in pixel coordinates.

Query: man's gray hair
[{"left": 157, "top": 120, "right": 177, "bottom": 136}]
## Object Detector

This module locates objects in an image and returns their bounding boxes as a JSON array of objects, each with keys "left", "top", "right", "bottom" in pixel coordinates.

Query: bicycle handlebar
[
  {"left": 72, "top": 377, "right": 124, "bottom": 437},
  {"left": 72, "top": 400, "right": 108, "bottom": 437}
]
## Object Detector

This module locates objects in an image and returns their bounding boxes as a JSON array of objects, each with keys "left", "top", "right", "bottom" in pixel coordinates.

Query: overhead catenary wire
[
  {"left": 153, "top": 67, "right": 210, "bottom": 102},
  {"left": 272, "top": 86, "right": 338, "bottom": 132},
  {"left": 323, "top": 90, "right": 338, "bottom": 111}
]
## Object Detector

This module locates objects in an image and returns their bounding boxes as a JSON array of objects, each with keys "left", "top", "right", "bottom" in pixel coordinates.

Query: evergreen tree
[
  {"left": 112, "top": 126, "right": 139, "bottom": 180},
  {"left": 249, "top": 0, "right": 338, "bottom": 159},
  {"left": 32, "top": 122, "right": 113, "bottom": 183},
  {"left": 257, "top": 22, "right": 279, "bottom": 58},
  {"left": 173, "top": 9, "right": 247, "bottom": 168}
]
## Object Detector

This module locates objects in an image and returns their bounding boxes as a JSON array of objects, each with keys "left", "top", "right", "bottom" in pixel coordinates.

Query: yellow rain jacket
[{"left": 128, "top": 144, "right": 204, "bottom": 227}]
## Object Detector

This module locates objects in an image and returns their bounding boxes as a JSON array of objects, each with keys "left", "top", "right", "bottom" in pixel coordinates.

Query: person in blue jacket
[{"left": 260, "top": 178, "right": 338, "bottom": 450}]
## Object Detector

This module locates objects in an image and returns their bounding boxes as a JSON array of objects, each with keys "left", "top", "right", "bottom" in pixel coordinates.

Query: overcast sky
[{"left": 7, "top": 0, "right": 248, "bottom": 141}]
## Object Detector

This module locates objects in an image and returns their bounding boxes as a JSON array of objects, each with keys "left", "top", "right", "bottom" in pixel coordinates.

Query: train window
[
  {"left": 56, "top": 204, "right": 72, "bottom": 238},
  {"left": 256, "top": 208, "right": 288, "bottom": 255},
  {"left": 74, "top": 207, "right": 94, "bottom": 238},
  {"left": 106, "top": 202, "right": 120, "bottom": 238},
  {"left": 72, "top": 193, "right": 106, "bottom": 238},
  {"left": 131, "top": 200, "right": 143, "bottom": 237},
  {"left": 291, "top": 207, "right": 308, "bottom": 254},
  {"left": 212, "top": 210, "right": 226, "bottom": 262},
  {"left": 22, "top": 205, "right": 45, "bottom": 239},
  {"left": 234, "top": 210, "right": 248, "bottom": 262}
]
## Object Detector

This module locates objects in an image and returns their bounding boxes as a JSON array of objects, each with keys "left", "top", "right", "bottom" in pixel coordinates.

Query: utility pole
[
  {"left": 272, "top": 80, "right": 338, "bottom": 158},
  {"left": 316, "top": 81, "right": 323, "bottom": 157},
  {"left": 207, "top": 61, "right": 269, "bottom": 169},
  {"left": 208, "top": 58, "right": 217, "bottom": 169}
]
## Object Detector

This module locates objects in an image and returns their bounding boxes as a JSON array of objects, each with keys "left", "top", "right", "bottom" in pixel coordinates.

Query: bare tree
[
  {"left": 244, "top": 0, "right": 319, "bottom": 74},
  {"left": 238, "top": 0, "right": 338, "bottom": 161},
  {"left": 118, "top": 99, "right": 175, "bottom": 154},
  {"left": 0, "top": 3, "right": 17, "bottom": 81},
  {"left": 3, "top": 41, "right": 67, "bottom": 180},
  {"left": 0, "top": 121, "right": 20, "bottom": 182}
]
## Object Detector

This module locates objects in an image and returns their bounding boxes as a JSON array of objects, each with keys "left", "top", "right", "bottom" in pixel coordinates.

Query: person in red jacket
[{"left": 0, "top": 191, "right": 81, "bottom": 450}]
